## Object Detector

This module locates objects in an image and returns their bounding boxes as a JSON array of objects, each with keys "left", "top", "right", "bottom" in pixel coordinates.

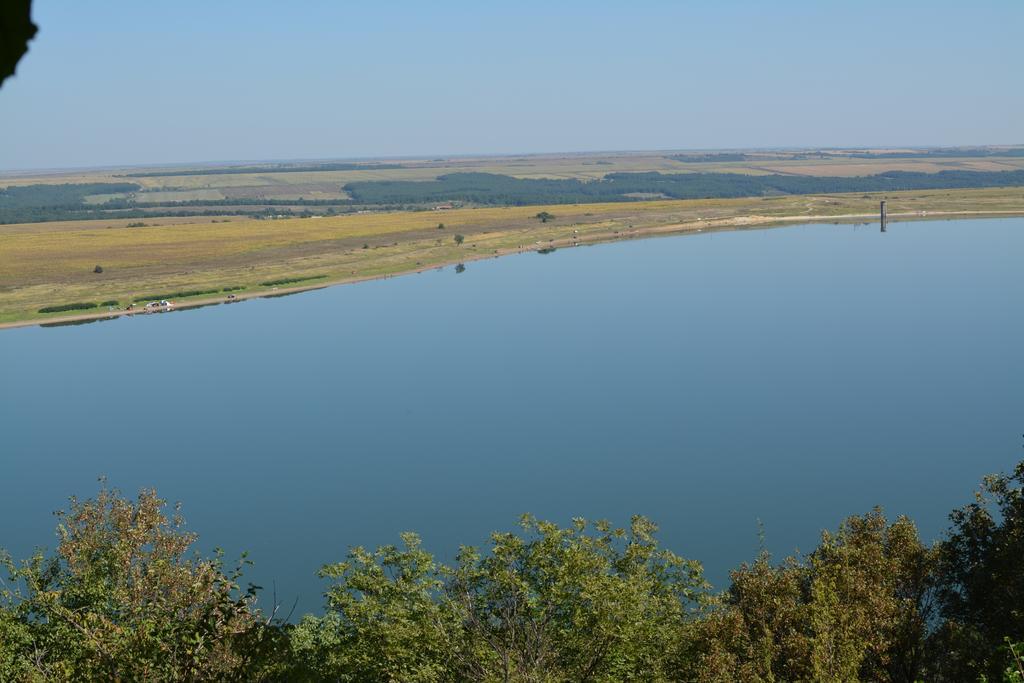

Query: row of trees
[
  {"left": 9, "top": 167, "right": 1024, "bottom": 223},
  {"left": 1, "top": 461, "right": 1022, "bottom": 681},
  {"left": 342, "top": 169, "right": 1024, "bottom": 206},
  {"left": 0, "top": 182, "right": 139, "bottom": 209}
]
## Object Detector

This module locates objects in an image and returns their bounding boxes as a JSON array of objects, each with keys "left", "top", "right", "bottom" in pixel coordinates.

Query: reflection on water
[{"left": 40, "top": 315, "right": 120, "bottom": 328}]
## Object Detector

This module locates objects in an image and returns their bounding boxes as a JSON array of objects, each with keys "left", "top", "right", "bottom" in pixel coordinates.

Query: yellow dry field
[
  {"left": 749, "top": 157, "right": 1024, "bottom": 177},
  {"left": 3, "top": 187, "right": 1024, "bottom": 326},
  {"left": 129, "top": 167, "right": 447, "bottom": 190}
]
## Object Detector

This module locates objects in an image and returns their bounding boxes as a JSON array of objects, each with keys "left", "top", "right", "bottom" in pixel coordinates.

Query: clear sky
[{"left": 1, "top": 0, "right": 1021, "bottom": 169}]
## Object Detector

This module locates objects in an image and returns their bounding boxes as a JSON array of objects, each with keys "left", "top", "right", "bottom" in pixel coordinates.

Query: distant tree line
[
  {"left": 668, "top": 153, "right": 751, "bottom": 162},
  {"left": 8, "top": 168, "right": 1024, "bottom": 224},
  {"left": 1, "top": 459, "right": 1022, "bottom": 681},
  {"left": 0, "top": 182, "right": 139, "bottom": 223},
  {"left": 344, "top": 169, "right": 1024, "bottom": 206},
  {"left": 0, "top": 205, "right": 305, "bottom": 224},
  {"left": 0, "top": 182, "right": 139, "bottom": 209}
]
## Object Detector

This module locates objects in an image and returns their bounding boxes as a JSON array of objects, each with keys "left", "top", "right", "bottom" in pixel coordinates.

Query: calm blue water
[{"left": 2, "top": 218, "right": 1022, "bottom": 614}]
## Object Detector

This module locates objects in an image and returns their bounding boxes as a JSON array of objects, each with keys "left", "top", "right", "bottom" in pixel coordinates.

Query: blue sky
[{"left": 1, "top": 0, "right": 1021, "bottom": 169}]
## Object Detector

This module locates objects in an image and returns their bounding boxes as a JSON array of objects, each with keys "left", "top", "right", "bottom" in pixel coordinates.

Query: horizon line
[{"left": 2, "top": 142, "right": 1023, "bottom": 175}]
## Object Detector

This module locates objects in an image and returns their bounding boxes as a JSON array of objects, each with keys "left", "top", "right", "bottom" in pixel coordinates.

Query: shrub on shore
[
  {"left": 259, "top": 275, "right": 326, "bottom": 287},
  {"left": 38, "top": 302, "right": 98, "bottom": 314}
]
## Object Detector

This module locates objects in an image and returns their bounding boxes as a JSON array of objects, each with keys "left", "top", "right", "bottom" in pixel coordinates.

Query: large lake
[{"left": 2, "top": 217, "right": 1022, "bottom": 614}]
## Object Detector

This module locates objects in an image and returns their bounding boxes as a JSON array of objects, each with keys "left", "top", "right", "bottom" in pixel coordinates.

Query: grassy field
[{"left": 3, "top": 186, "right": 1023, "bottom": 326}]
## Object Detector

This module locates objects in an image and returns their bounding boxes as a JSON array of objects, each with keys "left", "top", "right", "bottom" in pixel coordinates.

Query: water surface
[{"left": 2, "top": 218, "right": 1022, "bottom": 613}]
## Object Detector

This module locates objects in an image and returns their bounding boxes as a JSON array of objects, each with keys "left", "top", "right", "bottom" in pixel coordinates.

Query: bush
[
  {"left": 38, "top": 302, "right": 98, "bottom": 314},
  {"left": 258, "top": 275, "right": 325, "bottom": 287},
  {"left": 100, "top": 300, "right": 119, "bottom": 307},
  {"left": 931, "top": 460, "right": 1024, "bottom": 681},
  {"left": 93, "top": 265, "right": 104, "bottom": 273},
  {"left": 0, "top": 487, "right": 286, "bottom": 680},
  {"left": 293, "top": 515, "right": 706, "bottom": 681}
]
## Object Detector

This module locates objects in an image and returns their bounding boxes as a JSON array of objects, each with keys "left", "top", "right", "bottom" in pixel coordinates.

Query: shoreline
[{"left": 2, "top": 208, "right": 1021, "bottom": 331}]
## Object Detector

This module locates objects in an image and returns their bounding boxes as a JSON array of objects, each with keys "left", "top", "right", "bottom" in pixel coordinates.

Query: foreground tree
[
  {"left": 447, "top": 515, "right": 707, "bottom": 681},
  {"left": 293, "top": 515, "right": 708, "bottom": 682},
  {"left": 931, "top": 460, "right": 1024, "bottom": 682},
  {"left": 808, "top": 512, "right": 937, "bottom": 682},
  {"left": 694, "top": 511, "right": 937, "bottom": 683},
  {"left": 1001, "top": 640, "right": 1024, "bottom": 683},
  {"left": 290, "top": 533, "right": 458, "bottom": 682},
  {"left": 2, "top": 458, "right": 1022, "bottom": 680},
  {"left": 693, "top": 553, "right": 813, "bottom": 681},
  {"left": 0, "top": 485, "right": 284, "bottom": 681},
  {"left": 0, "top": 0, "right": 36, "bottom": 88}
]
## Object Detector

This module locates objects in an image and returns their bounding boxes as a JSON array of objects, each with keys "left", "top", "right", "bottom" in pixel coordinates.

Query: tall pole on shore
[{"left": 880, "top": 200, "right": 887, "bottom": 232}]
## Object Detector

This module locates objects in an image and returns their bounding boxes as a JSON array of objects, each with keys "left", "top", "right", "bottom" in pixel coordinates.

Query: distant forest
[
  {"left": 667, "top": 153, "right": 751, "bottom": 162},
  {"left": 0, "top": 182, "right": 139, "bottom": 208},
  {"left": 5, "top": 168, "right": 1024, "bottom": 223},
  {"left": 0, "top": 182, "right": 141, "bottom": 223},
  {"left": 343, "top": 169, "right": 1024, "bottom": 206}
]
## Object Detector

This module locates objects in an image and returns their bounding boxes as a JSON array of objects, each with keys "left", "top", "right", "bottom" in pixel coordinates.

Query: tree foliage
[
  {"left": 0, "top": 485, "right": 285, "bottom": 681},
  {"left": 343, "top": 169, "right": 1024, "bottom": 207},
  {"left": 291, "top": 515, "right": 707, "bottom": 682},
  {"left": 0, "top": 0, "right": 36, "bottom": 88},
  {"left": 290, "top": 532, "right": 457, "bottom": 681},
  {"left": 8, "top": 169, "right": 1024, "bottom": 224},
  {"left": 931, "top": 460, "right": 1024, "bottom": 682},
  {"left": 1, "top": 461, "right": 1023, "bottom": 680},
  {"left": 694, "top": 511, "right": 937, "bottom": 683}
]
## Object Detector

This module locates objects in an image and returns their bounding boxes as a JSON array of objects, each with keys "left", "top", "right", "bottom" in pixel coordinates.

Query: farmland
[
  {"left": 3, "top": 184, "right": 1024, "bottom": 327},
  {"left": 4, "top": 146, "right": 1024, "bottom": 326},
  {"left": 5, "top": 147, "right": 1024, "bottom": 217}
]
